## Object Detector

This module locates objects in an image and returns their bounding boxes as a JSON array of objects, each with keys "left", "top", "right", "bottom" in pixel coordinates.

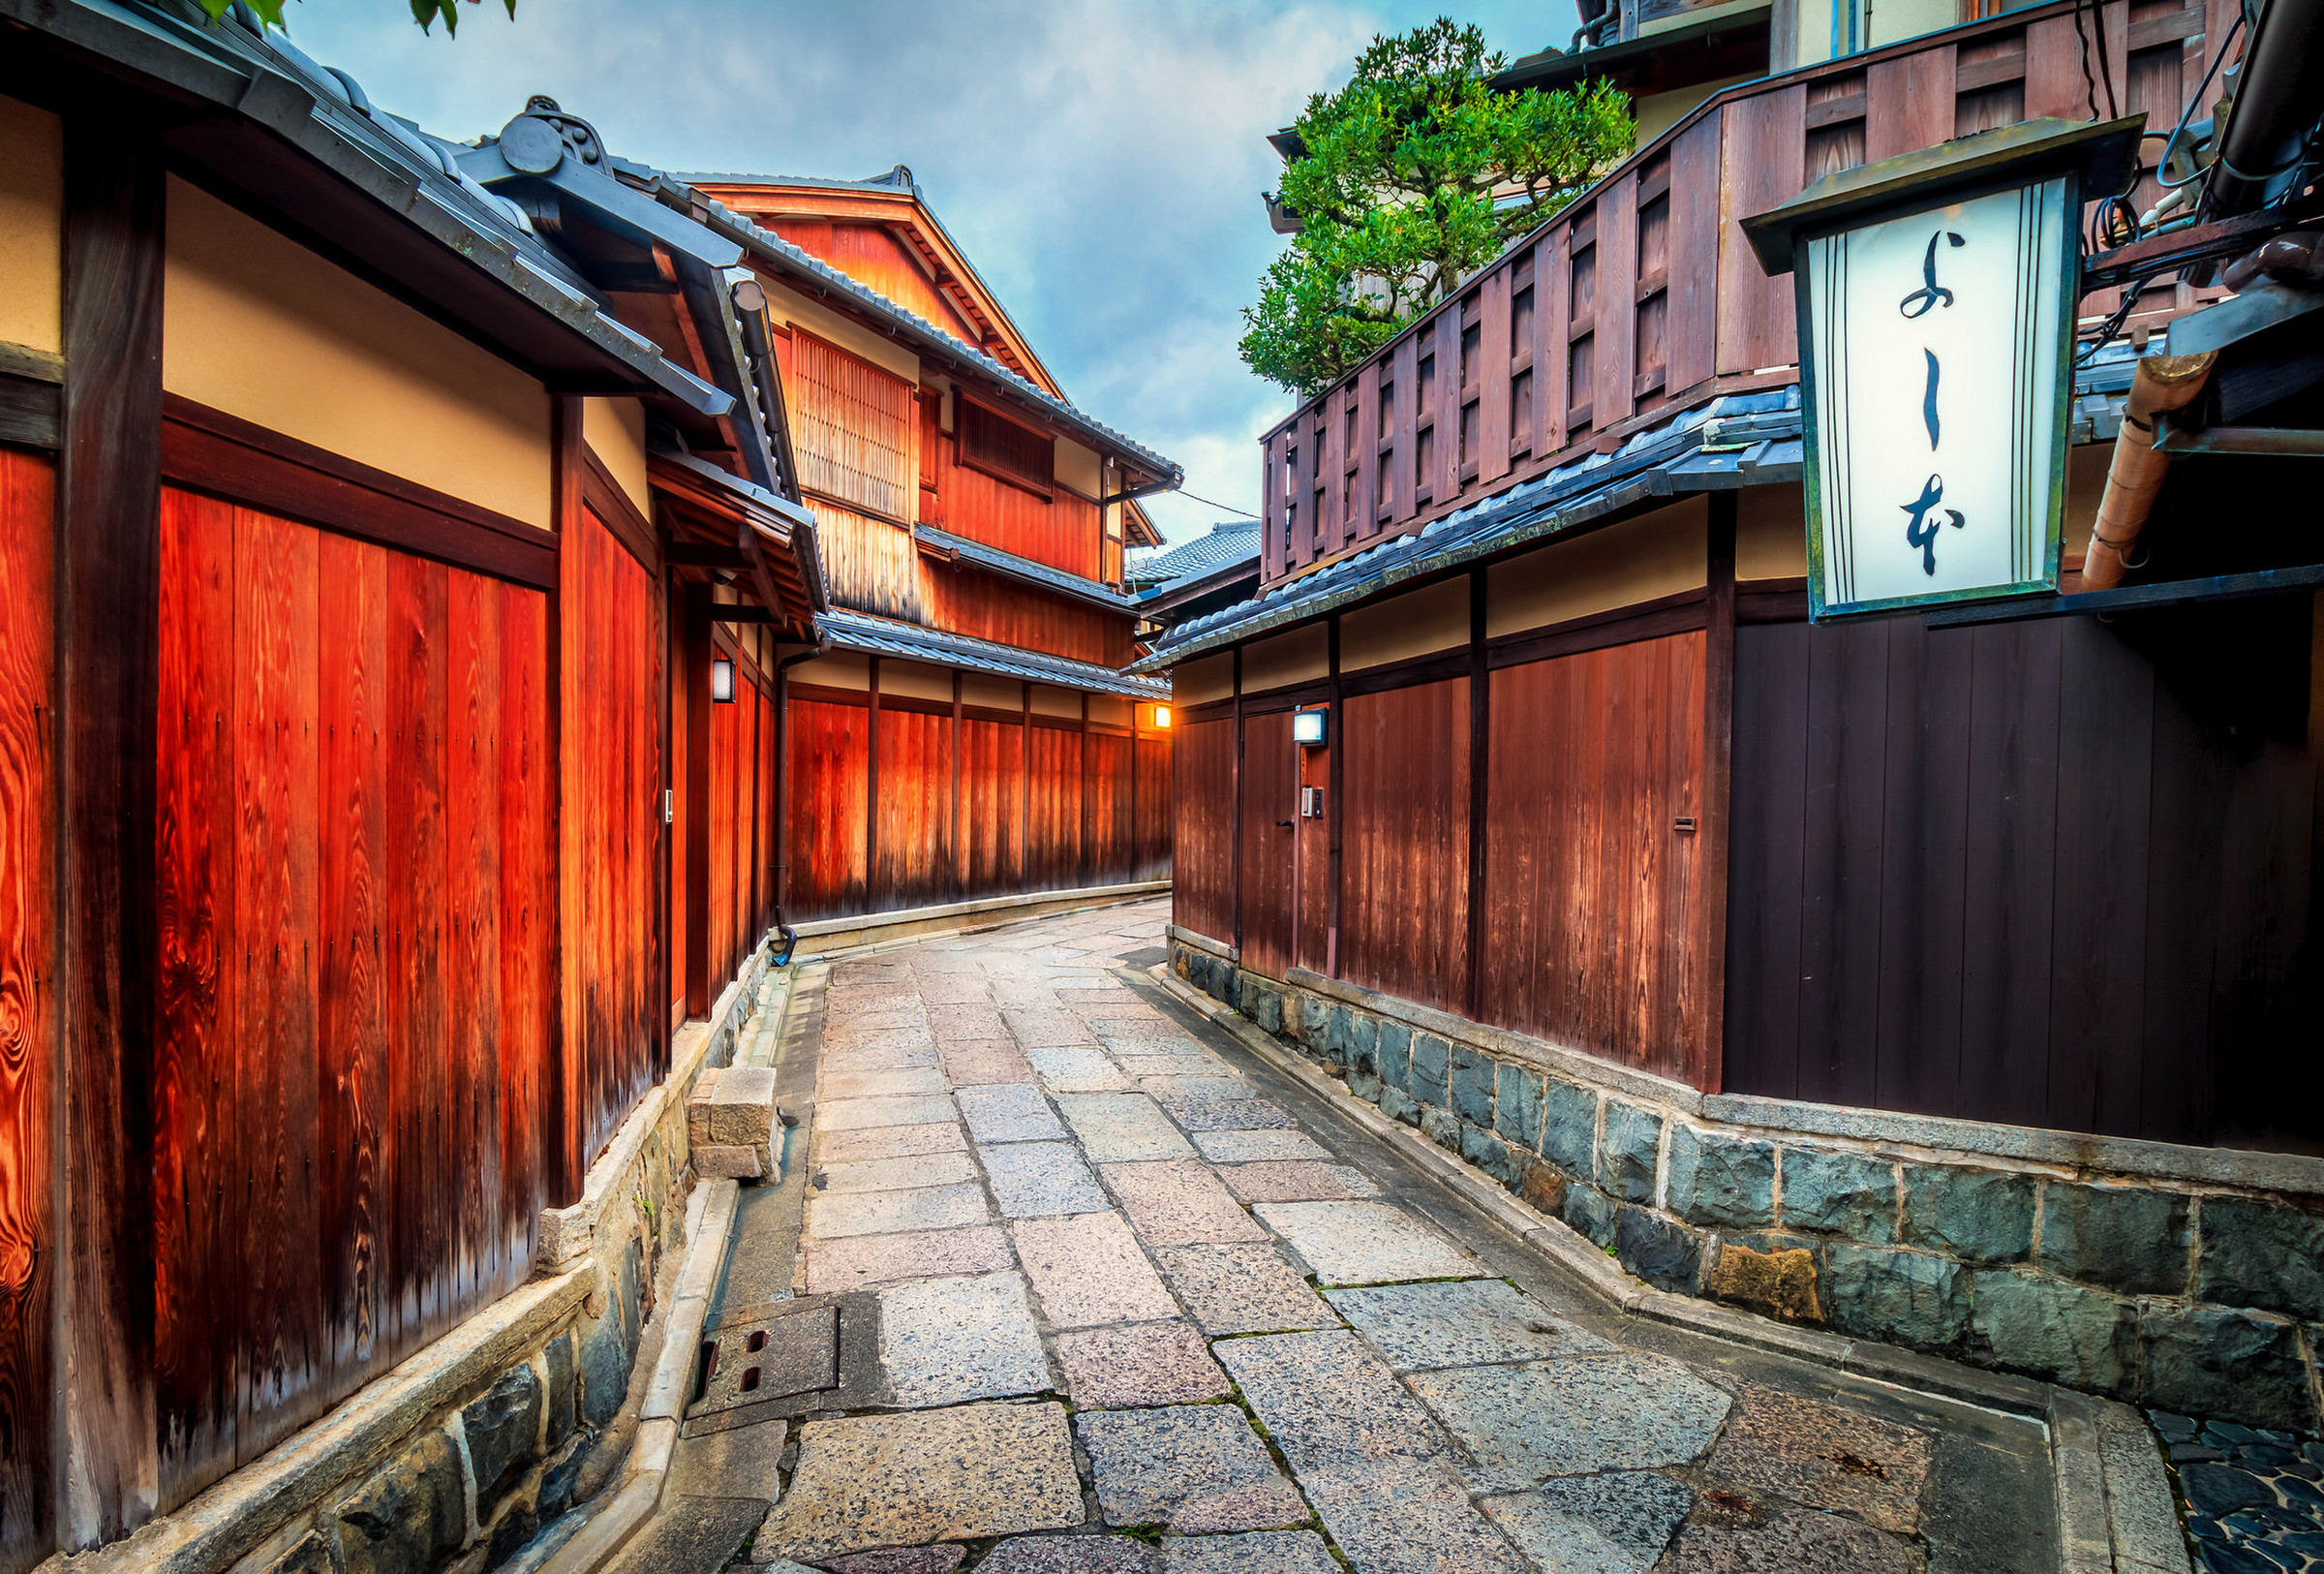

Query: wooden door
[{"left": 1238, "top": 711, "right": 1297, "bottom": 978}]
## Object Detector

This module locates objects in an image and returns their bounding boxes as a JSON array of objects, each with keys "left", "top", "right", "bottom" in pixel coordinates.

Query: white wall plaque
[{"left": 1798, "top": 176, "right": 2074, "bottom": 618}]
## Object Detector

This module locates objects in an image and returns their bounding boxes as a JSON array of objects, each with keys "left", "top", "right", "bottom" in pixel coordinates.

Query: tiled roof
[
  {"left": 1126, "top": 522, "right": 1263, "bottom": 589},
  {"left": 915, "top": 525, "right": 1138, "bottom": 613},
  {"left": 816, "top": 610, "right": 1168, "bottom": 698},
  {"left": 1134, "top": 346, "right": 2150, "bottom": 673}
]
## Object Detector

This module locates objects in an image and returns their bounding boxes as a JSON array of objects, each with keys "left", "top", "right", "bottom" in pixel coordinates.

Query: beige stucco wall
[
  {"left": 1634, "top": 74, "right": 1758, "bottom": 145},
  {"left": 880, "top": 658, "right": 953, "bottom": 704},
  {"left": 583, "top": 396, "right": 651, "bottom": 518},
  {"left": 1087, "top": 694, "right": 1133, "bottom": 728},
  {"left": 1031, "top": 684, "right": 1084, "bottom": 719},
  {"left": 0, "top": 95, "right": 63, "bottom": 356},
  {"left": 766, "top": 277, "right": 922, "bottom": 386},
  {"left": 1240, "top": 624, "right": 1330, "bottom": 694},
  {"left": 1738, "top": 486, "right": 1810, "bottom": 582},
  {"left": 1486, "top": 496, "right": 1709, "bottom": 638},
  {"left": 790, "top": 650, "right": 872, "bottom": 691},
  {"left": 1172, "top": 653, "right": 1234, "bottom": 707},
  {"left": 1340, "top": 577, "right": 1471, "bottom": 672},
  {"left": 164, "top": 178, "right": 552, "bottom": 527},
  {"left": 963, "top": 673, "right": 1024, "bottom": 711}
]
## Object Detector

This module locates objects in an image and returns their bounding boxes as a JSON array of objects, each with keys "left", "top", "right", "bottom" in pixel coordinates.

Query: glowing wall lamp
[
  {"left": 1151, "top": 704, "right": 1172, "bottom": 729},
  {"left": 711, "top": 652, "right": 736, "bottom": 703},
  {"left": 1293, "top": 708, "right": 1328, "bottom": 747}
]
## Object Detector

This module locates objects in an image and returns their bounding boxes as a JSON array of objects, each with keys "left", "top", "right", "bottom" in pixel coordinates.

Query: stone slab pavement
[{"left": 649, "top": 897, "right": 2069, "bottom": 1574}]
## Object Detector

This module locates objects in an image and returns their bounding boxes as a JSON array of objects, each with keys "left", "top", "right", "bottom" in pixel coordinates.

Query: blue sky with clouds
[{"left": 286, "top": 0, "right": 1576, "bottom": 545}]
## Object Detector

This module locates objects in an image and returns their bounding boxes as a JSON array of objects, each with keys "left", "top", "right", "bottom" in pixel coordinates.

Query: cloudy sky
[{"left": 286, "top": 0, "right": 1573, "bottom": 546}]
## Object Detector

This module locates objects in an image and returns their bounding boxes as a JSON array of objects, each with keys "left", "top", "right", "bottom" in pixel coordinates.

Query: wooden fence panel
[
  {"left": 1134, "top": 733, "right": 1173, "bottom": 884},
  {"left": 1339, "top": 681, "right": 1470, "bottom": 1013},
  {"left": 1480, "top": 636, "right": 1703, "bottom": 1078},
  {"left": 785, "top": 698, "right": 869, "bottom": 920},
  {"left": 1172, "top": 719, "right": 1235, "bottom": 947},
  {"left": 1086, "top": 733, "right": 1132, "bottom": 886},
  {"left": 1027, "top": 725, "right": 1083, "bottom": 892},
  {"left": 0, "top": 449, "right": 52, "bottom": 1569},
  {"left": 873, "top": 707, "right": 954, "bottom": 910},
  {"left": 959, "top": 716, "right": 1024, "bottom": 900}
]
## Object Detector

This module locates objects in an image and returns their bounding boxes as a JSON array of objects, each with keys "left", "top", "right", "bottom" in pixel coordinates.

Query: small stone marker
[{"left": 689, "top": 1065, "right": 780, "bottom": 1181}]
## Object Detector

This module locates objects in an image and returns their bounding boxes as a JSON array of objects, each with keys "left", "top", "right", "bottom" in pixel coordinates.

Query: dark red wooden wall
[
  {"left": 1343, "top": 681, "right": 1472, "bottom": 1016},
  {"left": 153, "top": 488, "right": 553, "bottom": 1508},
  {"left": 1171, "top": 718, "right": 1235, "bottom": 947},
  {"left": 0, "top": 449, "right": 53, "bottom": 1570},
  {"left": 1726, "top": 602, "right": 2320, "bottom": 1147}
]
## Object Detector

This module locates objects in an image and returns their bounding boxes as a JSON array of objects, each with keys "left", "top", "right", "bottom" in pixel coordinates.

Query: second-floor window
[
  {"left": 959, "top": 397, "right": 1055, "bottom": 499},
  {"left": 791, "top": 331, "right": 916, "bottom": 522}
]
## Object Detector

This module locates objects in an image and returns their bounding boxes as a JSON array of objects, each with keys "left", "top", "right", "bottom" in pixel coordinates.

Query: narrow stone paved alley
[{"left": 622, "top": 897, "right": 2072, "bottom": 1574}]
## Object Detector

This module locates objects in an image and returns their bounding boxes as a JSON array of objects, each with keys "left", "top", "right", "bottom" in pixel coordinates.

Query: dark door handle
[{"left": 1276, "top": 819, "right": 1294, "bottom": 828}]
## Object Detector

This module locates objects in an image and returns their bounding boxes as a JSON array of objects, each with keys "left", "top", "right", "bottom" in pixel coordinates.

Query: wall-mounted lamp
[
  {"left": 1293, "top": 708, "right": 1328, "bottom": 748},
  {"left": 1152, "top": 704, "right": 1172, "bottom": 729},
  {"left": 711, "top": 653, "right": 736, "bottom": 704}
]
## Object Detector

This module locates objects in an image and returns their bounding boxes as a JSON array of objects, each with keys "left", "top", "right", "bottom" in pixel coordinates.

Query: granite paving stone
[
  {"left": 936, "top": 1042, "right": 1036, "bottom": 1086},
  {"left": 822, "top": 1040, "right": 939, "bottom": 1069},
  {"left": 813, "top": 1152, "right": 979, "bottom": 1195},
  {"left": 1024, "top": 1044, "right": 1136, "bottom": 1092},
  {"left": 1253, "top": 1201, "right": 1483, "bottom": 1285},
  {"left": 1057, "top": 1093, "right": 1199, "bottom": 1161},
  {"left": 821, "top": 1548, "right": 967, "bottom": 1574},
  {"left": 1323, "top": 1280, "right": 1615, "bottom": 1370},
  {"left": 1140, "top": 1075, "right": 1258, "bottom": 1101},
  {"left": 1299, "top": 1459, "right": 1529, "bottom": 1574},
  {"left": 1005, "top": 1008, "right": 1102, "bottom": 1047},
  {"left": 1701, "top": 1386, "right": 1931, "bottom": 1534},
  {"left": 1012, "top": 1212, "right": 1182, "bottom": 1327},
  {"left": 1076, "top": 1405, "right": 1306, "bottom": 1532},
  {"left": 824, "top": 1065, "right": 951, "bottom": 1100},
  {"left": 1104, "top": 1160, "right": 1270, "bottom": 1246},
  {"left": 1155, "top": 1096, "right": 1303, "bottom": 1132},
  {"left": 1213, "top": 1161, "right": 1380, "bottom": 1203},
  {"left": 818, "top": 1095, "right": 960, "bottom": 1132},
  {"left": 1407, "top": 1354, "right": 1732, "bottom": 1489},
  {"left": 1116, "top": 1053, "right": 1231, "bottom": 1076},
  {"left": 821, "top": 1008, "right": 931, "bottom": 1034},
  {"left": 876, "top": 1270, "right": 1053, "bottom": 1407},
  {"left": 1153, "top": 1246, "right": 1342, "bottom": 1336},
  {"left": 980, "top": 1141, "right": 1111, "bottom": 1218},
  {"left": 1190, "top": 1129, "right": 1331, "bottom": 1163},
  {"left": 1481, "top": 1474, "right": 1695, "bottom": 1573},
  {"left": 958, "top": 1084, "right": 1069, "bottom": 1143},
  {"left": 803, "top": 1225, "right": 1015, "bottom": 1295},
  {"left": 814, "top": 1123, "right": 967, "bottom": 1165},
  {"left": 752, "top": 1401, "right": 1083, "bottom": 1559},
  {"left": 806, "top": 1183, "right": 992, "bottom": 1240},
  {"left": 1665, "top": 1506, "right": 1914, "bottom": 1572},
  {"left": 976, "top": 1536, "right": 1161, "bottom": 1574},
  {"left": 926, "top": 1004, "right": 1009, "bottom": 1038},
  {"left": 1211, "top": 1331, "right": 1449, "bottom": 1473},
  {"left": 1160, "top": 1531, "right": 1338, "bottom": 1574},
  {"left": 1055, "top": 1321, "right": 1233, "bottom": 1409}
]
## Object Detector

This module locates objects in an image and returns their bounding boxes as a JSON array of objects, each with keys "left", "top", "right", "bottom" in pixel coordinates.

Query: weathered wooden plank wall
[
  {"left": 153, "top": 489, "right": 554, "bottom": 1511},
  {"left": 921, "top": 571, "right": 1128, "bottom": 666},
  {"left": 786, "top": 698, "right": 870, "bottom": 918},
  {"left": 0, "top": 449, "right": 54, "bottom": 1569},
  {"left": 1238, "top": 711, "right": 1298, "bottom": 981},
  {"left": 1480, "top": 635, "right": 1704, "bottom": 1082},
  {"left": 1171, "top": 719, "right": 1235, "bottom": 946},
  {"left": 1725, "top": 602, "right": 2317, "bottom": 1145},
  {"left": 1134, "top": 733, "right": 1173, "bottom": 884},
  {"left": 873, "top": 705, "right": 954, "bottom": 910},
  {"left": 1339, "top": 681, "right": 1471, "bottom": 1014}
]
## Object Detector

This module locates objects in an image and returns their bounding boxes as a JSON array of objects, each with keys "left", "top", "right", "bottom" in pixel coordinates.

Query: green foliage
[
  {"left": 1240, "top": 17, "right": 1635, "bottom": 400},
  {"left": 199, "top": 0, "right": 516, "bottom": 37}
]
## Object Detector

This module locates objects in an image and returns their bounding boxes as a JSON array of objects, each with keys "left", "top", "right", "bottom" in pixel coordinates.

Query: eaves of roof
[
  {"left": 913, "top": 524, "right": 1137, "bottom": 614},
  {"left": 661, "top": 183, "right": 1184, "bottom": 488},
  {"left": 1127, "top": 522, "right": 1264, "bottom": 587},
  {"left": 11, "top": 0, "right": 731, "bottom": 416},
  {"left": 1138, "top": 553, "right": 1262, "bottom": 616},
  {"left": 816, "top": 609, "right": 1167, "bottom": 699}
]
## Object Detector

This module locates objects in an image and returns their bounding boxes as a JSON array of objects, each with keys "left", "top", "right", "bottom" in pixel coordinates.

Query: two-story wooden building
[{"left": 1157, "top": 0, "right": 2324, "bottom": 1435}]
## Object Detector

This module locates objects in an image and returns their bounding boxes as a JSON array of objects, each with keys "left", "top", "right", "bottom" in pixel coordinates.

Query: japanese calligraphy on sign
[{"left": 1797, "top": 177, "right": 2072, "bottom": 618}]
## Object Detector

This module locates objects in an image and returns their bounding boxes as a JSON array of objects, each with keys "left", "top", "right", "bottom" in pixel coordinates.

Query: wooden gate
[{"left": 1238, "top": 711, "right": 1297, "bottom": 979}]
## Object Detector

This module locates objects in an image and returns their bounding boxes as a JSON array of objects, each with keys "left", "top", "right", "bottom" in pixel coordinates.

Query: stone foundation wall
[{"left": 1171, "top": 938, "right": 2324, "bottom": 1434}]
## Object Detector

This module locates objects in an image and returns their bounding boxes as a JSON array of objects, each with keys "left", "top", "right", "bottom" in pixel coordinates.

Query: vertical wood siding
[
  {"left": 155, "top": 489, "right": 553, "bottom": 1511},
  {"left": 0, "top": 450, "right": 53, "bottom": 1569},
  {"left": 960, "top": 716, "right": 1026, "bottom": 894},
  {"left": 790, "top": 333, "right": 916, "bottom": 523},
  {"left": 559, "top": 506, "right": 658, "bottom": 1198},
  {"left": 873, "top": 707, "right": 955, "bottom": 910},
  {"left": 785, "top": 698, "right": 870, "bottom": 918},
  {"left": 1172, "top": 719, "right": 1235, "bottom": 945},
  {"left": 1726, "top": 606, "right": 2317, "bottom": 1145},
  {"left": 1339, "top": 682, "right": 1471, "bottom": 1014},
  {"left": 1480, "top": 636, "right": 1705, "bottom": 1081},
  {"left": 1238, "top": 712, "right": 1299, "bottom": 981}
]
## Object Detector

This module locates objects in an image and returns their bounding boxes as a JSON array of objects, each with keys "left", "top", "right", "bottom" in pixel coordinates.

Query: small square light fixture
[
  {"left": 1152, "top": 704, "right": 1172, "bottom": 729},
  {"left": 711, "top": 653, "right": 736, "bottom": 704},
  {"left": 1293, "top": 708, "right": 1328, "bottom": 747}
]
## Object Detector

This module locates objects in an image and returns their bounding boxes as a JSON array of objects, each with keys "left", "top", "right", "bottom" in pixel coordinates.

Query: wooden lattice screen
[{"left": 790, "top": 331, "right": 917, "bottom": 523}]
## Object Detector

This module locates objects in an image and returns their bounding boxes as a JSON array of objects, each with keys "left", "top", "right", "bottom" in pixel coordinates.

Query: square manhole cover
[{"left": 691, "top": 1303, "right": 838, "bottom": 1427}]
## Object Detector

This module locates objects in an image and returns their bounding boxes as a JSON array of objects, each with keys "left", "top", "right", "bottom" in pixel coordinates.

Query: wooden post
[
  {"left": 1020, "top": 684, "right": 1032, "bottom": 889},
  {"left": 1697, "top": 491, "right": 1738, "bottom": 1094},
  {"left": 549, "top": 408, "right": 579, "bottom": 1197},
  {"left": 1128, "top": 698, "right": 1140, "bottom": 882},
  {"left": 1327, "top": 617, "right": 1343, "bottom": 977},
  {"left": 683, "top": 584, "right": 712, "bottom": 1018},
  {"left": 1080, "top": 693, "right": 1091, "bottom": 889},
  {"left": 1464, "top": 568, "right": 1488, "bottom": 1018},
  {"left": 55, "top": 109, "right": 165, "bottom": 1548},
  {"left": 951, "top": 670, "right": 964, "bottom": 901}
]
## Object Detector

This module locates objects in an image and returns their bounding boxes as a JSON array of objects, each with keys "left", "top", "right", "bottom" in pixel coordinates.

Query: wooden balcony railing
[{"left": 1258, "top": 0, "right": 2229, "bottom": 586}]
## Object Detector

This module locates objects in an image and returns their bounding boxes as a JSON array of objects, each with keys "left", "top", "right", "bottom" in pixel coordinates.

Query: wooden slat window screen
[
  {"left": 959, "top": 398, "right": 1055, "bottom": 499},
  {"left": 791, "top": 332, "right": 917, "bottom": 523}
]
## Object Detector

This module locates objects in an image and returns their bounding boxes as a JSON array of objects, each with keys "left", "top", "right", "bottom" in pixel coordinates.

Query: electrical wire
[
  {"left": 1169, "top": 489, "right": 1262, "bottom": 520},
  {"left": 2156, "top": 7, "right": 2247, "bottom": 189}
]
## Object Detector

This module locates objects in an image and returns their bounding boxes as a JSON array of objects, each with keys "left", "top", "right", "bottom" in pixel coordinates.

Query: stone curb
[
  {"left": 792, "top": 880, "right": 1170, "bottom": 955},
  {"left": 53, "top": 1270, "right": 591, "bottom": 1574},
  {"left": 1149, "top": 966, "right": 2190, "bottom": 1574}
]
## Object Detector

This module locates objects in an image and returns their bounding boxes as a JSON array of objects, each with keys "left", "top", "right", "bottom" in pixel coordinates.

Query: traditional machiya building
[
  {"left": 660, "top": 169, "right": 1181, "bottom": 941},
  {"left": 1148, "top": 0, "right": 2324, "bottom": 1435},
  {"left": 0, "top": 8, "right": 850, "bottom": 1570}
]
